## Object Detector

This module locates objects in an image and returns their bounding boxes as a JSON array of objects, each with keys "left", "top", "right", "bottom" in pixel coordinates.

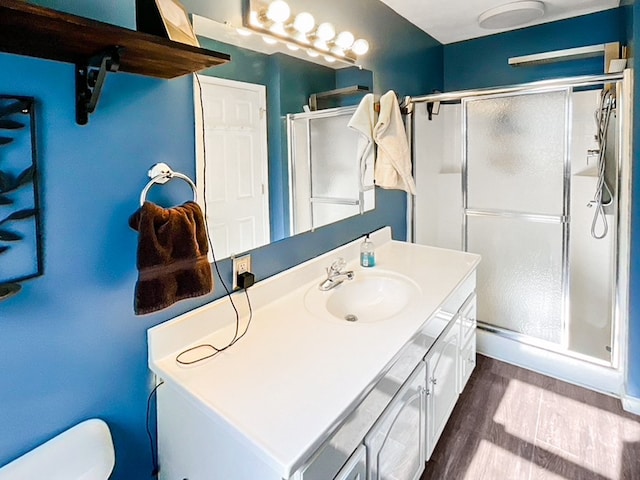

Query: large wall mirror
[{"left": 187, "top": 5, "right": 376, "bottom": 260}]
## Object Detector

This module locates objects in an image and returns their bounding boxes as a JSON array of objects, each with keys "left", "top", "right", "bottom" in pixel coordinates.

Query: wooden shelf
[{"left": 0, "top": 0, "right": 230, "bottom": 78}]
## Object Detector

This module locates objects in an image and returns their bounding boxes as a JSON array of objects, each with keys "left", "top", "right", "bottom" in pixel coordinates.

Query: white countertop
[{"left": 148, "top": 229, "right": 480, "bottom": 478}]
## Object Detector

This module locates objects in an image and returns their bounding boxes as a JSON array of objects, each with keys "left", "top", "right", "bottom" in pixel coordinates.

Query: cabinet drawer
[
  {"left": 459, "top": 334, "right": 476, "bottom": 393},
  {"left": 459, "top": 294, "right": 477, "bottom": 346}
]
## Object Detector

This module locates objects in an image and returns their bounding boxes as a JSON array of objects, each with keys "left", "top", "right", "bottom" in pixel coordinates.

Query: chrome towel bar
[{"left": 139, "top": 162, "right": 197, "bottom": 206}]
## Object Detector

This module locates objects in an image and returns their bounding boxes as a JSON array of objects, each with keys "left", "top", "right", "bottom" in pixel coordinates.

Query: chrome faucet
[{"left": 319, "top": 257, "right": 355, "bottom": 291}]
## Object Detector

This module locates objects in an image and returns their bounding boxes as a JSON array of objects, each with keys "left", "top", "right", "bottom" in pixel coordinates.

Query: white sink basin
[{"left": 304, "top": 270, "right": 422, "bottom": 323}]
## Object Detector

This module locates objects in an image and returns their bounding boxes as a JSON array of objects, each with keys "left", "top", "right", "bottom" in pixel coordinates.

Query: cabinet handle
[
  {"left": 467, "top": 357, "right": 475, "bottom": 364},
  {"left": 430, "top": 377, "right": 437, "bottom": 385}
]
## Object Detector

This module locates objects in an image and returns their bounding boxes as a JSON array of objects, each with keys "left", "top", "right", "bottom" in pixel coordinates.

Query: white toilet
[{"left": 0, "top": 419, "right": 115, "bottom": 480}]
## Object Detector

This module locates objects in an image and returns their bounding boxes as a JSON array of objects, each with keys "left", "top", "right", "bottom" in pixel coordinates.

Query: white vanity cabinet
[
  {"left": 148, "top": 233, "right": 481, "bottom": 480},
  {"left": 365, "top": 362, "right": 426, "bottom": 480}
]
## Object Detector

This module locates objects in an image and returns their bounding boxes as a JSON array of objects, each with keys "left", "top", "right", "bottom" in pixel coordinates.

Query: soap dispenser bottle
[{"left": 360, "top": 234, "right": 376, "bottom": 267}]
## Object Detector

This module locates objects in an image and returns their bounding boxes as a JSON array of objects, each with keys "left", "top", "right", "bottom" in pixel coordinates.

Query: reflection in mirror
[
  {"left": 192, "top": 14, "right": 375, "bottom": 259},
  {"left": 288, "top": 106, "right": 375, "bottom": 235},
  {"left": 194, "top": 75, "right": 270, "bottom": 260}
]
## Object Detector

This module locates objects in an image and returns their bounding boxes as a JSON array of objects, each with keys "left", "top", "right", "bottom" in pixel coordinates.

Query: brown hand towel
[{"left": 129, "top": 201, "right": 213, "bottom": 315}]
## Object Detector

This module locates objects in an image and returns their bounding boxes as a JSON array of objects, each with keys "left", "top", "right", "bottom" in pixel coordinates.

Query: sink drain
[{"left": 344, "top": 314, "right": 358, "bottom": 322}]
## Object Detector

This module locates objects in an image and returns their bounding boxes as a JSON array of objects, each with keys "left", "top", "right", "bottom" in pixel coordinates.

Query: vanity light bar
[{"left": 243, "top": 0, "right": 369, "bottom": 67}]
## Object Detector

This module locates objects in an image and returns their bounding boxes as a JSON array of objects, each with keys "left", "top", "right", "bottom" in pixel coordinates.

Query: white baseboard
[
  {"left": 622, "top": 394, "right": 640, "bottom": 416},
  {"left": 477, "top": 329, "right": 624, "bottom": 397}
]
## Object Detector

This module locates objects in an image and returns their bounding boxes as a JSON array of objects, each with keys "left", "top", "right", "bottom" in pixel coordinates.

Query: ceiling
[{"left": 378, "top": 0, "right": 621, "bottom": 44}]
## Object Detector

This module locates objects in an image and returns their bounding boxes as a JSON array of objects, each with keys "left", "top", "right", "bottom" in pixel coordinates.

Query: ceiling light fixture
[
  {"left": 243, "top": 0, "right": 369, "bottom": 66},
  {"left": 478, "top": 1, "right": 545, "bottom": 29}
]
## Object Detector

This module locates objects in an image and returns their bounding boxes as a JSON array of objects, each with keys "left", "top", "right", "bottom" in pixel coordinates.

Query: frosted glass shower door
[
  {"left": 464, "top": 90, "right": 569, "bottom": 344},
  {"left": 288, "top": 108, "right": 375, "bottom": 235},
  {"left": 309, "top": 115, "right": 361, "bottom": 227}
]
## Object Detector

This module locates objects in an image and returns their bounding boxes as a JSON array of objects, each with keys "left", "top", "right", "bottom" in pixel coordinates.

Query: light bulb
[
  {"left": 313, "top": 39, "right": 329, "bottom": 51},
  {"left": 266, "top": 0, "right": 290, "bottom": 23},
  {"left": 286, "top": 43, "right": 300, "bottom": 51},
  {"left": 316, "top": 22, "right": 336, "bottom": 41},
  {"left": 307, "top": 49, "right": 319, "bottom": 58},
  {"left": 351, "top": 39, "right": 369, "bottom": 55},
  {"left": 236, "top": 27, "right": 252, "bottom": 36},
  {"left": 269, "top": 22, "right": 286, "bottom": 37},
  {"left": 335, "top": 31, "right": 355, "bottom": 49},
  {"left": 263, "top": 35, "right": 278, "bottom": 45},
  {"left": 324, "top": 55, "right": 336, "bottom": 63},
  {"left": 293, "top": 12, "right": 315, "bottom": 34}
]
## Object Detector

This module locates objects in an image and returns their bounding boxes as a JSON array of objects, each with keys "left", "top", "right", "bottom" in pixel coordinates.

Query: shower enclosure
[{"left": 411, "top": 72, "right": 631, "bottom": 392}]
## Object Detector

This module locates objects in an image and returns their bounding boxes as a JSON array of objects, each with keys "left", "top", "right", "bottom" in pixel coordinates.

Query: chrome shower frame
[
  {"left": 461, "top": 87, "right": 573, "bottom": 352},
  {"left": 407, "top": 71, "right": 631, "bottom": 378}
]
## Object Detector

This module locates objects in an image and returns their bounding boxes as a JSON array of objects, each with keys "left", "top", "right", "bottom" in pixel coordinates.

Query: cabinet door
[
  {"left": 365, "top": 362, "right": 426, "bottom": 480},
  {"left": 458, "top": 297, "right": 477, "bottom": 393},
  {"left": 459, "top": 334, "right": 476, "bottom": 393},
  {"left": 335, "top": 445, "right": 366, "bottom": 480},
  {"left": 425, "top": 323, "right": 459, "bottom": 460}
]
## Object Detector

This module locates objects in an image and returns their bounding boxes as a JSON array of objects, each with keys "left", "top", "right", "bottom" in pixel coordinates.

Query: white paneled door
[{"left": 195, "top": 75, "right": 270, "bottom": 260}]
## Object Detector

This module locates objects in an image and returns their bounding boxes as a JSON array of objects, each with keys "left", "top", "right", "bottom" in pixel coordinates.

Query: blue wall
[
  {"left": 0, "top": 1, "right": 442, "bottom": 479},
  {"left": 444, "top": 8, "right": 629, "bottom": 91},
  {"left": 443, "top": 6, "right": 640, "bottom": 398}
]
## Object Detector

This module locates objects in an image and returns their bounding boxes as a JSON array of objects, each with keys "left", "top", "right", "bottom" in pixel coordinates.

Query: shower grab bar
[{"left": 139, "top": 162, "right": 197, "bottom": 206}]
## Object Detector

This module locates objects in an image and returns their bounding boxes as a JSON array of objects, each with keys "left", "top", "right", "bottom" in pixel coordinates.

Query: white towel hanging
[
  {"left": 373, "top": 90, "right": 416, "bottom": 194},
  {"left": 348, "top": 93, "right": 376, "bottom": 191}
]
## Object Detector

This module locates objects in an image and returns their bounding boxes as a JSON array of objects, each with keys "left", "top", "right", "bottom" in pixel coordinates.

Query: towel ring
[{"left": 139, "top": 163, "right": 198, "bottom": 206}]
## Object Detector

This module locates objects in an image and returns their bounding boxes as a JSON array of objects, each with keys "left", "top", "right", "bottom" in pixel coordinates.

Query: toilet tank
[{"left": 0, "top": 419, "right": 115, "bottom": 480}]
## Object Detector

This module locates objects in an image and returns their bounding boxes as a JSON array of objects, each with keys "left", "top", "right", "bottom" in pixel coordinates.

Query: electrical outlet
[{"left": 232, "top": 254, "right": 252, "bottom": 290}]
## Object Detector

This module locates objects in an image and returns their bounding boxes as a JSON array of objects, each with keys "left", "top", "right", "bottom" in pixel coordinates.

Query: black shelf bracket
[{"left": 75, "top": 47, "right": 122, "bottom": 125}]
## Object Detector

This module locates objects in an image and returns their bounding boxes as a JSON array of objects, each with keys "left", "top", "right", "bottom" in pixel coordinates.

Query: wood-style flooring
[{"left": 421, "top": 355, "right": 640, "bottom": 480}]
